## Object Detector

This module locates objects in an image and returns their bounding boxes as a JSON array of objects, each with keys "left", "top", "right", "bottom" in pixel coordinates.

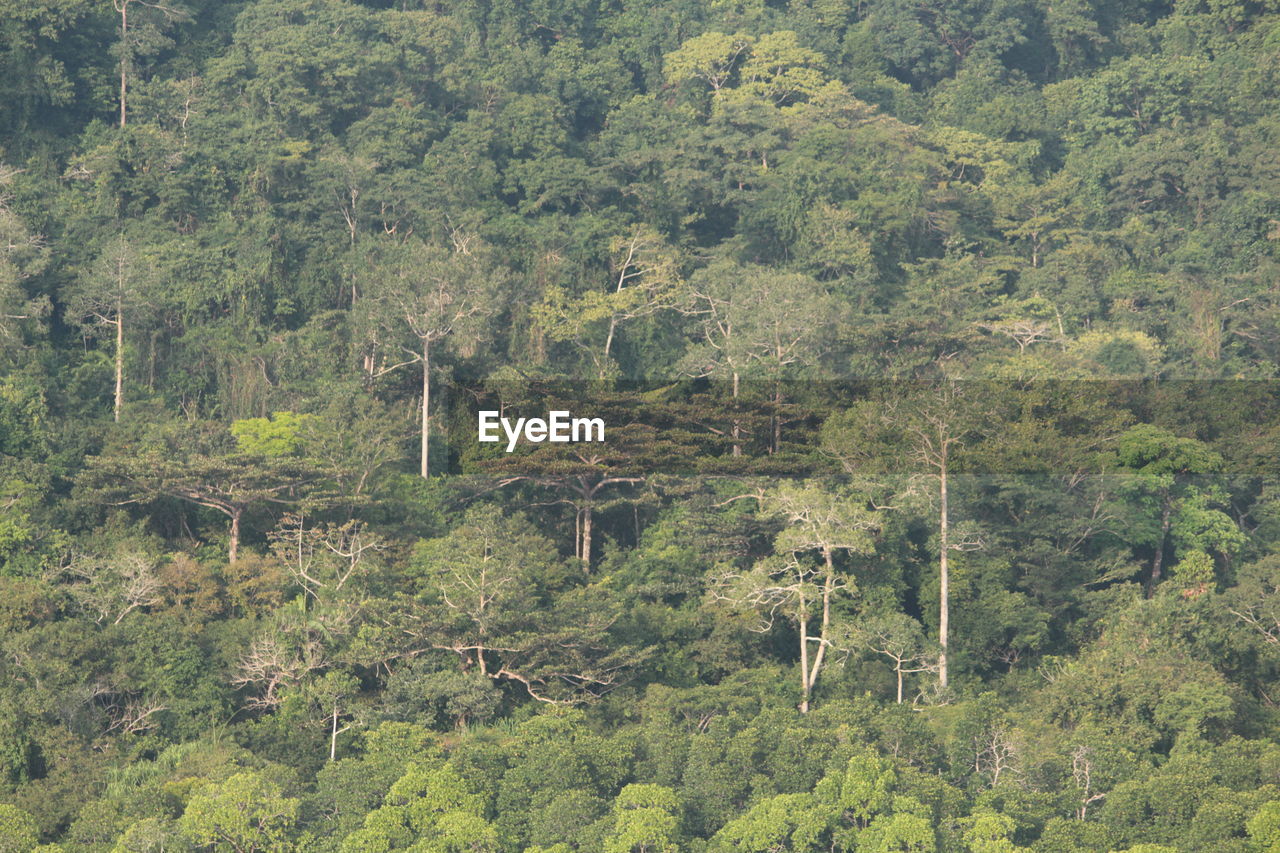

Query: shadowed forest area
[{"left": 3, "top": 0, "right": 1280, "bottom": 849}]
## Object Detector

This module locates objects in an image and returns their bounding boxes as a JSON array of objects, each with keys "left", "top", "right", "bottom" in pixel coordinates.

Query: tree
[
  {"left": 297, "top": 391, "right": 407, "bottom": 507},
  {"left": 0, "top": 804, "right": 38, "bottom": 853},
  {"left": 306, "top": 670, "right": 361, "bottom": 763},
  {"left": 64, "top": 234, "right": 151, "bottom": 422},
  {"left": 962, "top": 810, "right": 1025, "bottom": 852},
  {"left": 53, "top": 548, "right": 162, "bottom": 625},
  {"left": 827, "top": 382, "right": 985, "bottom": 689},
  {"left": 83, "top": 422, "right": 320, "bottom": 562},
  {"left": 269, "top": 513, "right": 383, "bottom": 607},
  {"left": 868, "top": 0, "right": 1031, "bottom": 87},
  {"left": 728, "top": 31, "right": 828, "bottom": 108},
  {"left": 851, "top": 613, "right": 937, "bottom": 704},
  {"left": 407, "top": 506, "right": 642, "bottom": 704},
  {"left": 113, "top": 0, "right": 188, "bottom": 127},
  {"left": 713, "top": 480, "right": 880, "bottom": 712},
  {"left": 663, "top": 32, "right": 755, "bottom": 94},
  {"left": 1224, "top": 556, "right": 1280, "bottom": 650},
  {"left": 478, "top": 387, "right": 702, "bottom": 569},
  {"left": 313, "top": 148, "right": 379, "bottom": 308},
  {"left": 826, "top": 751, "right": 896, "bottom": 832},
  {"left": 1115, "top": 424, "right": 1237, "bottom": 595},
  {"left": 411, "top": 506, "right": 549, "bottom": 681},
  {"left": 605, "top": 784, "right": 682, "bottom": 853},
  {"left": 233, "top": 601, "right": 333, "bottom": 711},
  {"left": 534, "top": 225, "right": 684, "bottom": 379},
  {"left": 498, "top": 453, "right": 644, "bottom": 572},
  {"left": 681, "top": 260, "right": 847, "bottom": 454},
  {"left": 359, "top": 238, "right": 504, "bottom": 478},
  {"left": 894, "top": 382, "right": 985, "bottom": 691},
  {"left": 339, "top": 762, "right": 497, "bottom": 853},
  {"left": 178, "top": 770, "right": 298, "bottom": 853},
  {"left": 708, "top": 792, "right": 829, "bottom": 851},
  {"left": 1248, "top": 801, "right": 1280, "bottom": 853}
]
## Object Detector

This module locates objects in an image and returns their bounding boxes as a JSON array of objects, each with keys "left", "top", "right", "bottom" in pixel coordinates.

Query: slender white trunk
[
  {"left": 602, "top": 315, "right": 618, "bottom": 378},
  {"left": 330, "top": 706, "right": 339, "bottom": 761},
  {"left": 113, "top": 303, "right": 124, "bottom": 422},
  {"left": 574, "top": 508, "right": 582, "bottom": 560},
  {"left": 798, "top": 602, "right": 810, "bottom": 714},
  {"left": 939, "top": 453, "right": 949, "bottom": 689},
  {"left": 731, "top": 370, "right": 741, "bottom": 457},
  {"left": 600, "top": 242, "right": 635, "bottom": 375},
  {"left": 420, "top": 336, "right": 430, "bottom": 479},
  {"left": 229, "top": 508, "right": 241, "bottom": 564},
  {"left": 806, "top": 548, "right": 834, "bottom": 699}
]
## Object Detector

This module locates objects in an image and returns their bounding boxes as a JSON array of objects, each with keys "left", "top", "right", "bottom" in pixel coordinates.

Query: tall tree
[
  {"left": 359, "top": 238, "right": 504, "bottom": 478},
  {"left": 535, "top": 225, "right": 684, "bottom": 380},
  {"left": 64, "top": 234, "right": 150, "bottom": 422},
  {"left": 681, "top": 260, "right": 847, "bottom": 454},
  {"left": 824, "top": 381, "right": 985, "bottom": 690},
  {"left": 406, "top": 506, "right": 643, "bottom": 703},
  {"left": 713, "top": 480, "right": 880, "bottom": 712},
  {"left": 113, "top": 0, "right": 188, "bottom": 128}
]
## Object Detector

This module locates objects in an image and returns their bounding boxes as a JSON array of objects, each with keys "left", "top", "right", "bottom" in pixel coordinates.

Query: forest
[{"left": 2, "top": 0, "right": 1280, "bottom": 848}]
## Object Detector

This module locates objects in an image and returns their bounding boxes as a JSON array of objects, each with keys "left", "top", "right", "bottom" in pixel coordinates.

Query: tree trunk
[
  {"left": 581, "top": 501, "right": 593, "bottom": 571},
  {"left": 806, "top": 548, "right": 835, "bottom": 702},
  {"left": 798, "top": 603, "right": 811, "bottom": 714},
  {"left": 731, "top": 370, "right": 741, "bottom": 457},
  {"left": 939, "top": 453, "right": 950, "bottom": 690},
  {"left": 1147, "top": 492, "right": 1173, "bottom": 597},
  {"left": 574, "top": 507, "right": 582, "bottom": 560},
  {"left": 600, "top": 248, "right": 633, "bottom": 377},
  {"left": 330, "top": 705, "right": 339, "bottom": 762},
  {"left": 228, "top": 508, "right": 242, "bottom": 564},
  {"left": 113, "top": 305, "right": 124, "bottom": 422},
  {"left": 772, "top": 382, "right": 783, "bottom": 454},
  {"left": 420, "top": 336, "right": 431, "bottom": 479},
  {"left": 602, "top": 315, "right": 618, "bottom": 379},
  {"left": 896, "top": 664, "right": 904, "bottom": 704}
]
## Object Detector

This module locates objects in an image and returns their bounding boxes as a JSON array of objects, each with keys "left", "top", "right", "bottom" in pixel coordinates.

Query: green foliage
[
  {"left": 340, "top": 762, "right": 496, "bottom": 852},
  {"left": 605, "top": 783, "right": 682, "bottom": 853},
  {"left": 231, "top": 411, "right": 315, "bottom": 457},
  {"left": 178, "top": 770, "right": 299, "bottom": 852},
  {"left": 1, "top": 0, "right": 1280, "bottom": 847},
  {"left": 0, "top": 804, "right": 39, "bottom": 853},
  {"left": 1249, "top": 801, "right": 1280, "bottom": 852}
]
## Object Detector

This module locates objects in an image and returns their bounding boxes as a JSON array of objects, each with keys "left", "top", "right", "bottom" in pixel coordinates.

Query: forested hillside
[{"left": 3, "top": 0, "right": 1280, "bottom": 849}]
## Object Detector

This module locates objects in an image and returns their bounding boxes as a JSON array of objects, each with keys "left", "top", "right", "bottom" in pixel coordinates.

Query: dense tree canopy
[{"left": 2, "top": 0, "right": 1280, "bottom": 849}]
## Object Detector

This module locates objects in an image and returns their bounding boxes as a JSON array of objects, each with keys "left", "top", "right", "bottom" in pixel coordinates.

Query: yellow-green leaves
[
  {"left": 0, "top": 804, "right": 39, "bottom": 853},
  {"left": 605, "top": 784, "right": 682, "bottom": 853},
  {"left": 663, "top": 32, "right": 755, "bottom": 93},
  {"left": 178, "top": 771, "right": 298, "bottom": 853},
  {"left": 231, "top": 411, "right": 315, "bottom": 457},
  {"left": 664, "top": 30, "right": 829, "bottom": 108}
]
